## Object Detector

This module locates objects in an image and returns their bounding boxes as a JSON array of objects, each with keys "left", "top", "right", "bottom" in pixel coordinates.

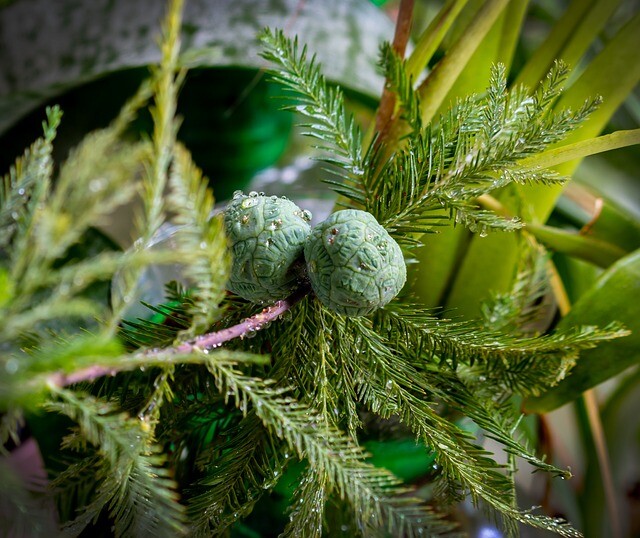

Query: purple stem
[
  {"left": 50, "top": 284, "right": 310, "bottom": 388},
  {"left": 175, "top": 283, "right": 309, "bottom": 352}
]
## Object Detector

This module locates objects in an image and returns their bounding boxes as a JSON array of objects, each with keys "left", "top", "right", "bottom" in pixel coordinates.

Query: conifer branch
[
  {"left": 141, "top": 0, "right": 183, "bottom": 241},
  {"left": 6, "top": 107, "right": 60, "bottom": 281},
  {"left": 378, "top": 41, "right": 423, "bottom": 134},
  {"left": 188, "top": 413, "right": 287, "bottom": 536},
  {"left": 46, "top": 287, "right": 308, "bottom": 388},
  {"left": 167, "top": 143, "right": 229, "bottom": 333},
  {"left": 374, "top": 0, "right": 415, "bottom": 142},
  {"left": 259, "top": 28, "right": 366, "bottom": 185},
  {"left": 481, "top": 245, "right": 552, "bottom": 334},
  {"left": 0, "top": 106, "right": 61, "bottom": 252},
  {"left": 380, "top": 303, "right": 626, "bottom": 378},
  {"left": 204, "top": 358, "right": 450, "bottom": 537},
  {"left": 344, "top": 317, "right": 582, "bottom": 537},
  {"left": 1, "top": 4, "right": 631, "bottom": 536},
  {"left": 281, "top": 467, "right": 328, "bottom": 538},
  {"left": 45, "top": 388, "right": 186, "bottom": 537}
]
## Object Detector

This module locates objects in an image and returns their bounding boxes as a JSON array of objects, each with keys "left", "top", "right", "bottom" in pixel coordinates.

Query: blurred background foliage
[{"left": 0, "top": 0, "right": 638, "bottom": 536}]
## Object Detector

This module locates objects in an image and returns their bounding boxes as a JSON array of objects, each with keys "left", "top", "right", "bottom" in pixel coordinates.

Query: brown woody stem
[{"left": 374, "top": 0, "right": 415, "bottom": 143}]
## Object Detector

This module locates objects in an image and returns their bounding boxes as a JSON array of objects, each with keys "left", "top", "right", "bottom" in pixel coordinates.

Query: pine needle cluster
[{"left": 0, "top": 2, "right": 628, "bottom": 537}]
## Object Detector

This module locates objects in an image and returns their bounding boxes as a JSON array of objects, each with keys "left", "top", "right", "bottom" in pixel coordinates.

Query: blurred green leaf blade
[{"left": 526, "top": 248, "right": 640, "bottom": 412}]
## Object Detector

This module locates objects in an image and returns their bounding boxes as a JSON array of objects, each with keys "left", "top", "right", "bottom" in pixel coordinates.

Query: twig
[
  {"left": 173, "top": 283, "right": 309, "bottom": 352},
  {"left": 582, "top": 390, "right": 622, "bottom": 538},
  {"left": 374, "top": 0, "right": 415, "bottom": 143},
  {"left": 48, "top": 366, "right": 122, "bottom": 388},
  {"left": 48, "top": 284, "right": 311, "bottom": 388}
]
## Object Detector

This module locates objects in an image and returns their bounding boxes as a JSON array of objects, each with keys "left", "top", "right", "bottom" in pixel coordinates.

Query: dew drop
[
  {"left": 5, "top": 358, "right": 19, "bottom": 374},
  {"left": 89, "top": 179, "right": 104, "bottom": 192},
  {"left": 245, "top": 328, "right": 257, "bottom": 339}
]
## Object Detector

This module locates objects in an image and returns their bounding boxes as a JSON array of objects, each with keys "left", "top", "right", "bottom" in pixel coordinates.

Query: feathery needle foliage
[
  {"left": 262, "top": 29, "right": 599, "bottom": 246},
  {"left": 0, "top": 2, "right": 632, "bottom": 537},
  {"left": 45, "top": 388, "right": 186, "bottom": 537}
]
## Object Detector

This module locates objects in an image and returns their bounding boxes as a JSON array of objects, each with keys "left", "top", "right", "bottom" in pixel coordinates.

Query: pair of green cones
[{"left": 224, "top": 191, "right": 406, "bottom": 316}]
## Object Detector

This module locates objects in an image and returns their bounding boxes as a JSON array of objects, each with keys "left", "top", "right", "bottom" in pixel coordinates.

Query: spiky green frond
[
  {"left": 261, "top": 32, "right": 597, "bottom": 244},
  {"left": 200, "top": 354, "right": 447, "bottom": 537},
  {"left": 139, "top": 0, "right": 184, "bottom": 241},
  {"left": 227, "top": 302, "right": 462, "bottom": 536},
  {"left": 379, "top": 300, "right": 627, "bottom": 398},
  {"left": 423, "top": 368, "right": 566, "bottom": 478},
  {"left": 1, "top": 2, "right": 630, "bottom": 536},
  {"left": 259, "top": 28, "right": 365, "bottom": 181},
  {"left": 338, "top": 315, "right": 513, "bottom": 497},
  {"left": 167, "top": 144, "right": 229, "bottom": 333},
  {"left": 120, "top": 307, "right": 190, "bottom": 350},
  {"left": 1, "top": 126, "right": 148, "bottom": 342},
  {"left": 45, "top": 389, "right": 186, "bottom": 537},
  {"left": 366, "top": 62, "right": 598, "bottom": 240},
  {"left": 378, "top": 41, "right": 422, "bottom": 133},
  {"left": 0, "top": 106, "right": 61, "bottom": 251},
  {"left": 29, "top": 135, "right": 142, "bottom": 269},
  {"left": 278, "top": 299, "right": 362, "bottom": 436},
  {"left": 379, "top": 303, "right": 625, "bottom": 376},
  {"left": 342, "top": 315, "right": 582, "bottom": 537},
  {"left": 188, "top": 413, "right": 287, "bottom": 536},
  {"left": 282, "top": 467, "right": 328, "bottom": 538}
]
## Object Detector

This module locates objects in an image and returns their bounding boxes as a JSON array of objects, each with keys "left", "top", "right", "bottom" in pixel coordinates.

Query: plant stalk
[
  {"left": 48, "top": 284, "right": 311, "bottom": 388},
  {"left": 374, "top": 0, "right": 415, "bottom": 145}
]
